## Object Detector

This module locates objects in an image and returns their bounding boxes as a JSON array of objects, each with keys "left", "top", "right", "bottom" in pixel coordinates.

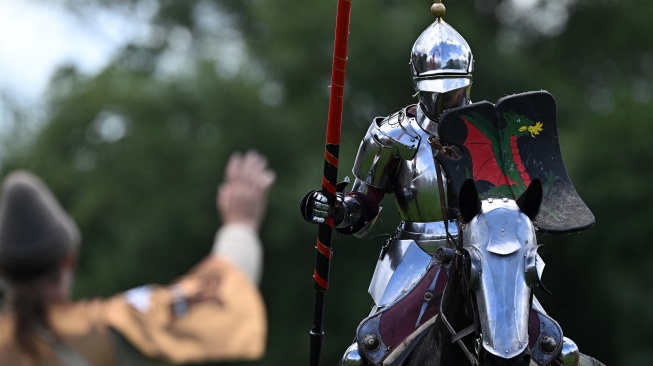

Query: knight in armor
[
  {"left": 301, "top": 0, "right": 470, "bottom": 307},
  {"left": 300, "top": 1, "right": 596, "bottom": 365},
  {"left": 302, "top": 0, "right": 471, "bottom": 304}
]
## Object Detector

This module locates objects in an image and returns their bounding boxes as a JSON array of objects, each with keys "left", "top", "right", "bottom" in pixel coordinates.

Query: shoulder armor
[
  {"left": 352, "top": 108, "right": 422, "bottom": 188},
  {"left": 374, "top": 110, "right": 421, "bottom": 159}
]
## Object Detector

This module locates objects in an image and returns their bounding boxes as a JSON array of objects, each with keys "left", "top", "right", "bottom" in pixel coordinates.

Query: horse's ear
[
  {"left": 516, "top": 179, "right": 542, "bottom": 220},
  {"left": 459, "top": 179, "right": 482, "bottom": 223}
]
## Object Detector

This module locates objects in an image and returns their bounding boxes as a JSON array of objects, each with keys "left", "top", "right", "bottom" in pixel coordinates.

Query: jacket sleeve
[
  {"left": 211, "top": 223, "right": 263, "bottom": 285},
  {"left": 103, "top": 256, "right": 266, "bottom": 364}
]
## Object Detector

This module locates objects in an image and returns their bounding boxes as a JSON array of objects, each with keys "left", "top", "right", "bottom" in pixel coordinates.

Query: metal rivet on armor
[
  {"left": 435, "top": 251, "right": 444, "bottom": 263},
  {"left": 423, "top": 291, "right": 434, "bottom": 302},
  {"left": 540, "top": 336, "right": 558, "bottom": 353},
  {"left": 362, "top": 334, "right": 380, "bottom": 351}
]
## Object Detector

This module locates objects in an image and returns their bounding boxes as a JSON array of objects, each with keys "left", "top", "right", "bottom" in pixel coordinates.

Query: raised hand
[{"left": 218, "top": 150, "right": 276, "bottom": 231}]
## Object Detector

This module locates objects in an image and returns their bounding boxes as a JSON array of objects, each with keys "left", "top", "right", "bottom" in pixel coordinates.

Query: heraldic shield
[{"left": 436, "top": 90, "right": 594, "bottom": 234}]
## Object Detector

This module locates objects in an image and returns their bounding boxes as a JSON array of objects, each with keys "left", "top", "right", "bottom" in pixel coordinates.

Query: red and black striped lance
[{"left": 310, "top": 0, "right": 352, "bottom": 365}]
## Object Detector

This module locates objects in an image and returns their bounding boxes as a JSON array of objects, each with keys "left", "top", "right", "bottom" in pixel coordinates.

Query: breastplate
[
  {"left": 392, "top": 129, "right": 445, "bottom": 222},
  {"left": 362, "top": 111, "right": 461, "bottom": 307}
]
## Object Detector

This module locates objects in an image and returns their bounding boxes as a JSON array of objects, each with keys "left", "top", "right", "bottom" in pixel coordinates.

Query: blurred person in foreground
[{"left": 0, "top": 150, "right": 275, "bottom": 365}]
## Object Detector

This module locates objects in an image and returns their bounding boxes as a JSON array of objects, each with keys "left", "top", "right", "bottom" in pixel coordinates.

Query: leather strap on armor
[{"left": 434, "top": 160, "right": 456, "bottom": 248}]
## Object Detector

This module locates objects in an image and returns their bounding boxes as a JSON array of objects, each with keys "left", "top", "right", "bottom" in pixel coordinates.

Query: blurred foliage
[{"left": 2, "top": 0, "right": 652, "bottom": 365}]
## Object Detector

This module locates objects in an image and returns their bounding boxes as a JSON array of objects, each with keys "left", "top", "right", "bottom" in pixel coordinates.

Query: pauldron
[{"left": 352, "top": 108, "right": 421, "bottom": 189}]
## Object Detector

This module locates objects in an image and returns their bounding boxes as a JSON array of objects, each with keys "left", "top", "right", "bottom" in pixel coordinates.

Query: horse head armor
[{"left": 458, "top": 178, "right": 543, "bottom": 361}]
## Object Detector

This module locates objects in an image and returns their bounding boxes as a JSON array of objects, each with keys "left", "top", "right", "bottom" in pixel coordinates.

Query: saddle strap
[
  {"left": 451, "top": 323, "right": 476, "bottom": 344},
  {"left": 440, "top": 312, "right": 478, "bottom": 365}
]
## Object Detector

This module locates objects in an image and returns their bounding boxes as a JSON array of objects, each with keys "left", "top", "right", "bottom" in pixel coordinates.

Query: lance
[{"left": 310, "top": 0, "right": 353, "bottom": 365}]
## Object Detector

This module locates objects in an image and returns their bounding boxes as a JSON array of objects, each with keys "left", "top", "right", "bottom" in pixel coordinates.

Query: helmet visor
[{"left": 414, "top": 76, "right": 471, "bottom": 93}]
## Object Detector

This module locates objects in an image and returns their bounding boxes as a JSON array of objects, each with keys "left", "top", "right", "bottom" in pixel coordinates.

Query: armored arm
[
  {"left": 300, "top": 111, "right": 421, "bottom": 237},
  {"left": 299, "top": 179, "right": 383, "bottom": 237}
]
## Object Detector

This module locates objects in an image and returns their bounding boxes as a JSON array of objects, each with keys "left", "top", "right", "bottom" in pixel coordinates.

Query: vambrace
[{"left": 335, "top": 192, "right": 381, "bottom": 238}]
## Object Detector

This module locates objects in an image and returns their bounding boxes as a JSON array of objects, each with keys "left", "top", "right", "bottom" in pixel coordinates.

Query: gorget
[{"left": 416, "top": 104, "right": 439, "bottom": 137}]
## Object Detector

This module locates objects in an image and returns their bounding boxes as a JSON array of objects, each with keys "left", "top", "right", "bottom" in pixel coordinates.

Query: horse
[{"left": 403, "top": 178, "right": 543, "bottom": 366}]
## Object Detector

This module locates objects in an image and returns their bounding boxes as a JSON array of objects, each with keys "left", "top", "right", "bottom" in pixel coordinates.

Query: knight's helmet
[{"left": 411, "top": 0, "right": 473, "bottom": 121}]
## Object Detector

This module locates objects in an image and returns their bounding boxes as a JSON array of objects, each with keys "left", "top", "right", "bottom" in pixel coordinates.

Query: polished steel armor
[
  {"left": 557, "top": 337, "right": 581, "bottom": 366},
  {"left": 352, "top": 107, "right": 449, "bottom": 224},
  {"left": 462, "top": 198, "right": 539, "bottom": 359},
  {"left": 411, "top": 18, "right": 474, "bottom": 93},
  {"left": 333, "top": 99, "right": 461, "bottom": 365},
  {"left": 351, "top": 110, "right": 421, "bottom": 193},
  {"left": 349, "top": 106, "right": 457, "bottom": 309},
  {"left": 342, "top": 343, "right": 365, "bottom": 366}
]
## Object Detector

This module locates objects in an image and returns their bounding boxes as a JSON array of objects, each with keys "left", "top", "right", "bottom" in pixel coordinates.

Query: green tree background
[{"left": 1, "top": 0, "right": 651, "bottom": 365}]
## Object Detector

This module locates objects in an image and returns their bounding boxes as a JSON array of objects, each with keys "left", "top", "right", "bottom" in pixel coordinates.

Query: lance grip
[{"left": 310, "top": 0, "right": 352, "bottom": 365}]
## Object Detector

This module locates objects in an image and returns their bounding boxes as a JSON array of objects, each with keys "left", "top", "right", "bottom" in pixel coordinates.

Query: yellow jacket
[{"left": 0, "top": 256, "right": 266, "bottom": 365}]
